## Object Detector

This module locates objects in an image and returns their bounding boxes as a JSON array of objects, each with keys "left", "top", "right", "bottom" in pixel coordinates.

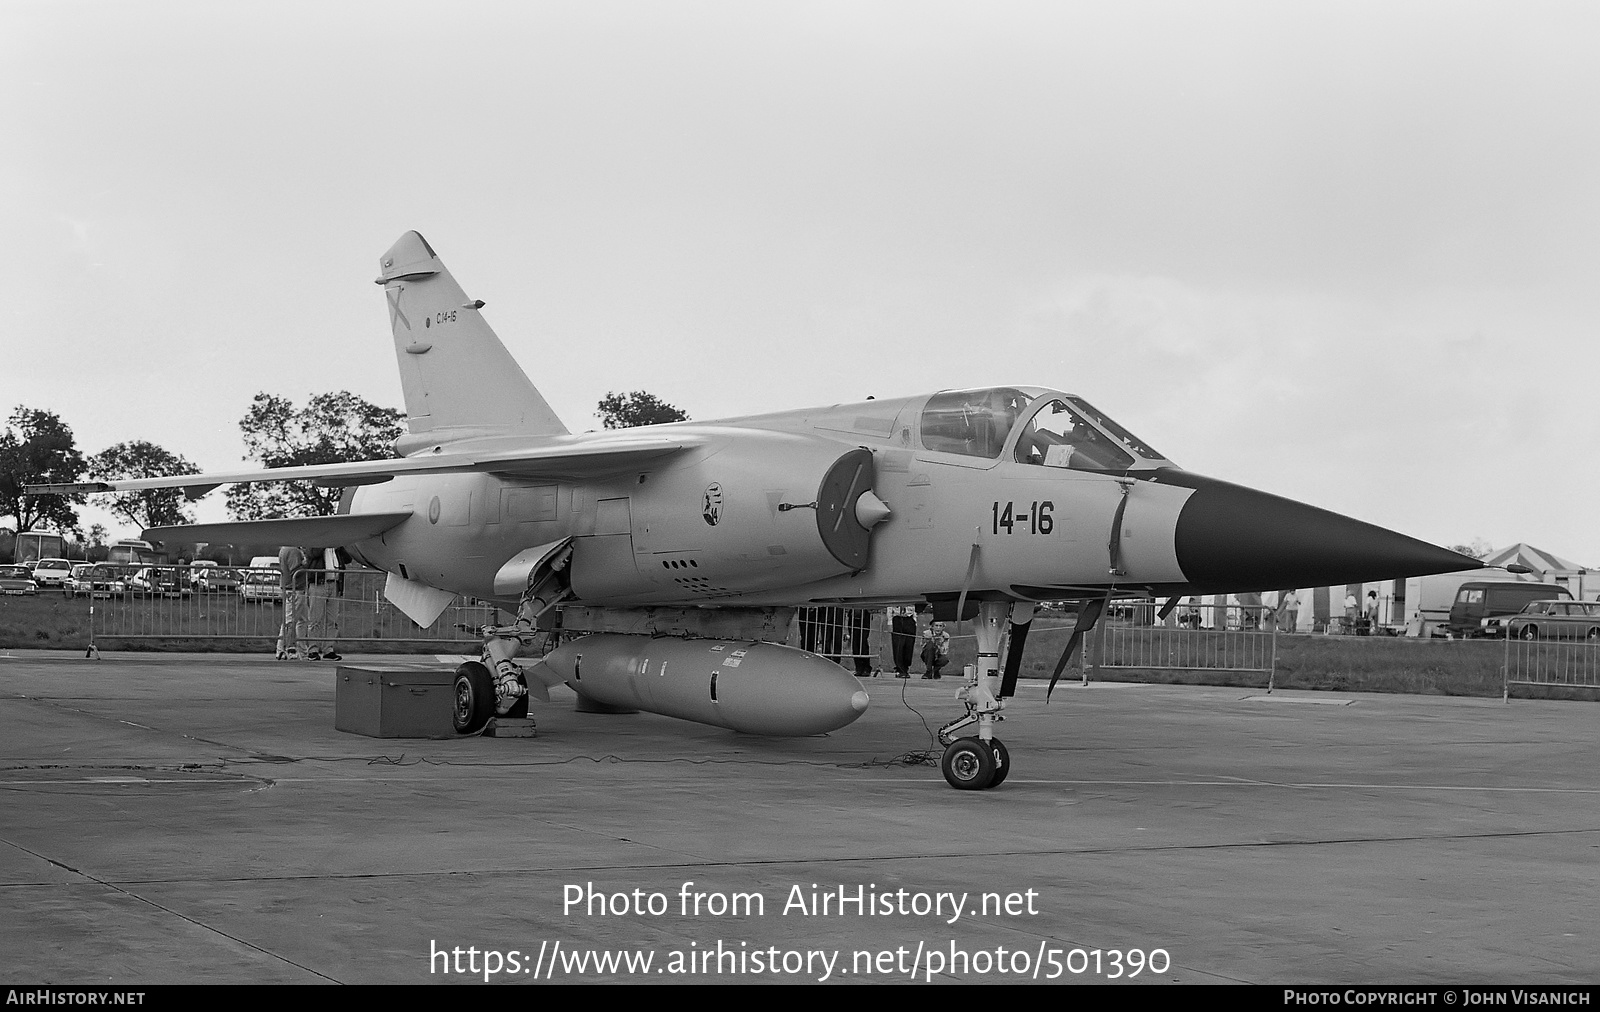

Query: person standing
[
  {"left": 888, "top": 605, "right": 917, "bottom": 677},
  {"left": 817, "top": 605, "right": 845, "bottom": 665},
  {"left": 798, "top": 608, "right": 820, "bottom": 655},
  {"left": 275, "top": 545, "right": 310, "bottom": 660},
  {"left": 303, "top": 548, "right": 344, "bottom": 661},
  {"left": 1279, "top": 590, "right": 1300, "bottom": 633},
  {"left": 847, "top": 609, "right": 875, "bottom": 678}
]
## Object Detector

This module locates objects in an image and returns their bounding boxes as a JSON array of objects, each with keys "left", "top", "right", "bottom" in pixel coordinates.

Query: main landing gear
[
  {"left": 452, "top": 660, "right": 497, "bottom": 734},
  {"left": 936, "top": 600, "right": 1027, "bottom": 790},
  {"left": 459, "top": 544, "right": 573, "bottom": 734}
]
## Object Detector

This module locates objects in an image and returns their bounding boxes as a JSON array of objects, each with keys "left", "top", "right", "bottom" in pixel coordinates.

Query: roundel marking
[{"left": 428, "top": 496, "right": 441, "bottom": 524}]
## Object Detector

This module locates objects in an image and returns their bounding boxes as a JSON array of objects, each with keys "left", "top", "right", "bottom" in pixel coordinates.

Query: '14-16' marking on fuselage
[{"left": 991, "top": 500, "right": 1054, "bottom": 535}]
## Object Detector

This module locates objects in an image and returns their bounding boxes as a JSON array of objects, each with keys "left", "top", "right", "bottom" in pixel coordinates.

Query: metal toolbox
[{"left": 335, "top": 666, "right": 456, "bottom": 739}]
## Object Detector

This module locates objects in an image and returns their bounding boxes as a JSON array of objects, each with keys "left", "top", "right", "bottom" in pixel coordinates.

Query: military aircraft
[{"left": 30, "top": 231, "right": 1481, "bottom": 790}]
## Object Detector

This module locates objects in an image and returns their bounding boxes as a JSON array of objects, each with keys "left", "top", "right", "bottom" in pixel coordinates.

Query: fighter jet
[{"left": 29, "top": 231, "right": 1481, "bottom": 790}]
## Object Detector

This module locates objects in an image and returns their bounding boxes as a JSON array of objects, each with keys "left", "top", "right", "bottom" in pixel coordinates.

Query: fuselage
[
  {"left": 350, "top": 387, "right": 1188, "bottom": 608},
  {"left": 349, "top": 384, "right": 1478, "bottom": 610}
]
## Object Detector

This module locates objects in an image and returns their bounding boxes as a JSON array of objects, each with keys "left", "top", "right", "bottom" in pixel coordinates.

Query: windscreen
[
  {"left": 1012, "top": 398, "right": 1136, "bottom": 471},
  {"left": 1062, "top": 396, "right": 1168, "bottom": 461}
]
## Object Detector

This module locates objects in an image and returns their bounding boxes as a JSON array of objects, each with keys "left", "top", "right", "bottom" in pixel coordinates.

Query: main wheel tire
[
  {"left": 987, "top": 737, "right": 1011, "bottom": 788},
  {"left": 941, "top": 737, "right": 996, "bottom": 790},
  {"left": 453, "top": 661, "right": 495, "bottom": 734}
]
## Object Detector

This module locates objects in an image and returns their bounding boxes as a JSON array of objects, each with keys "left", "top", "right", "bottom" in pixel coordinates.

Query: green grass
[{"left": 0, "top": 594, "right": 91, "bottom": 648}]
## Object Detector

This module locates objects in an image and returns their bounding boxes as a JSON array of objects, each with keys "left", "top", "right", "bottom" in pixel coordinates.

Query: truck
[
  {"left": 14, "top": 530, "right": 66, "bottom": 565},
  {"left": 105, "top": 539, "right": 165, "bottom": 566}
]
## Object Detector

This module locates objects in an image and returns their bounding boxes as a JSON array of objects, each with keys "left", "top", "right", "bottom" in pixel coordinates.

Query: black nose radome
[{"left": 1163, "top": 470, "right": 1481, "bottom": 593}]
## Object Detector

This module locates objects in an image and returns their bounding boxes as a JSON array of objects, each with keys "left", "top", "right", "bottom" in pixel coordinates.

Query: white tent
[
  {"left": 1481, "top": 543, "right": 1583, "bottom": 574},
  {"left": 1481, "top": 543, "right": 1596, "bottom": 602}
]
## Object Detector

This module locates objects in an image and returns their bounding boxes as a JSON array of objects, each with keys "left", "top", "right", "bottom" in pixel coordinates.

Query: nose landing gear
[{"left": 936, "top": 600, "right": 1023, "bottom": 790}]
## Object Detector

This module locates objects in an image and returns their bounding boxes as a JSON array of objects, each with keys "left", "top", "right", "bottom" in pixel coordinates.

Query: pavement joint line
[
  {"left": 8, "top": 692, "right": 317, "bottom": 762},
  {"left": 18, "top": 826, "right": 1595, "bottom": 887},
  {"left": 1008, "top": 779, "right": 1600, "bottom": 793},
  {"left": 204, "top": 774, "right": 1600, "bottom": 794},
  {"left": 0, "top": 761, "right": 275, "bottom": 790},
  {"left": 0, "top": 834, "right": 341, "bottom": 983}
]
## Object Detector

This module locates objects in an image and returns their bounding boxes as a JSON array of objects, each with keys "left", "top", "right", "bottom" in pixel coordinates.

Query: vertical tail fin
[{"left": 377, "top": 231, "right": 568, "bottom": 441}]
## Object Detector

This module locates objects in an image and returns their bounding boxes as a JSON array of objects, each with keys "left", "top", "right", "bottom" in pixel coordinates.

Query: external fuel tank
[{"left": 535, "top": 635, "right": 869, "bottom": 736}]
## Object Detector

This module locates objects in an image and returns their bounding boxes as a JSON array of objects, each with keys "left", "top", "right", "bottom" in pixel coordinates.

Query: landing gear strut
[
  {"left": 936, "top": 600, "right": 1022, "bottom": 790},
  {"left": 472, "top": 543, "right": 572, "bottom": 731}
]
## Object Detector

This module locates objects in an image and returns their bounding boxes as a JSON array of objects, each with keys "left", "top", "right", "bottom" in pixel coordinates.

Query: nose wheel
[{"left": 940, "top": 736, "right": 1010, "bottom": 790}]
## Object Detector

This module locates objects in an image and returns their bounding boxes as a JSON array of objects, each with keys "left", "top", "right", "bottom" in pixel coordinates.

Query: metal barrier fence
[
  {"left": 1094, "top": 602, "right": 1277, "bottom": 686},
  {"left": 77, "top": 571, "right": 1278, "bottom": 686},
  {"left": 789, "top": 602, "right": 1278, "bottom": 686},
  {"left": 85, "top": 565, "right": 499, "bottom": 651},
  {"left": 787, "top": 606, "right": 885, "bottom": 668},
  {"left": 1502, "top": 635, "right": 1600, "bottom": 696}
]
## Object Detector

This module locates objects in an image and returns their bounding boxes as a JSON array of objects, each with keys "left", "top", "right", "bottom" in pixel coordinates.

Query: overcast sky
[{"left": 4, "top": 1, "right": 1597, "bottom": 564}]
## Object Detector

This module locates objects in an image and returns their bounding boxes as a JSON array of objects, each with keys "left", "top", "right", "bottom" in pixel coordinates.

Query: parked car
[
  {"left": 30, "top": 558, "right": 73, "bottom": 590},
  {"left": 129, "top": 567, "right": 185, "bottom": 597},
  {"left": 0, "top": 566, "right": 39, "bottom": 595},
  {"left": 194, "top": 567, "right": 243, "bottom": 594},
  {"left": 239, "top": 570, "right": 284, "bottom": 603},
  {"left": 68, "top": 563, "right": 96, "bottom": 597},
  {"left": 186, "top": 560, "right": 219, "bottom": 588},
  {"left": 83, "top": 565, "right": 128, "bottom": 599},
  {"left": 1503, "top": 600, "right": 1600, "bottom": 641},
  {"left": 1447, "top": 582, "right": 1572, "bottom": 638}
]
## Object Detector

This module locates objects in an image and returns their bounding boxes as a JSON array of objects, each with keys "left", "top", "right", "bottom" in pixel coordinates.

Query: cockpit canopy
[{"left": 919, "top": 387, "right": 1173, "bottom": 471}]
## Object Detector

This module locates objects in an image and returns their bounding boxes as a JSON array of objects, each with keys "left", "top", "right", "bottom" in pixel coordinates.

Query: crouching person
[{"left": 920, "top": 621, "right": 951, "bottom": 679}]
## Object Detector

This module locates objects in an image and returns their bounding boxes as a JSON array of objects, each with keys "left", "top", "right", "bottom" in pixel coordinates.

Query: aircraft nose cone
[
  {"left": 1168, "top": 472, "right": 1481, "bottom": 592},
  {"left": 850, "top": 689, "right": 870, "bottom": 714},
  {"left": 854, "top": 490, "right": 892, "bottom": 530}
]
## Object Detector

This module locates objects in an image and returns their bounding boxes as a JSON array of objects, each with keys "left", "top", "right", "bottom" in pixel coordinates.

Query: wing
[
  {"left": 25, "top": 433, "right": 700, "bottom": 496},
  {"left": 141, "top": 512, "right": 413, "bottom": 547}
]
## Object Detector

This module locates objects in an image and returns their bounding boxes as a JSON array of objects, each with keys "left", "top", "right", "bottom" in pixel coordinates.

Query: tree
[
  {"left": 1448, "top": 539, "right": 1493, "bottom": 560},
  {"left": 62, "top": 524, "right": 107, "bottom": 562},
  {"left": 86, "top": 441, "right": 200, "bottom": 531},
  {"left": 597, "top": 391, "right": 689, "bottom": 429},
  {"left": 226, "top": 391, "right": 405, "bottom": 520},
  {"left": 0, "top": 407, "right": 86, "bottom": 534}
]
